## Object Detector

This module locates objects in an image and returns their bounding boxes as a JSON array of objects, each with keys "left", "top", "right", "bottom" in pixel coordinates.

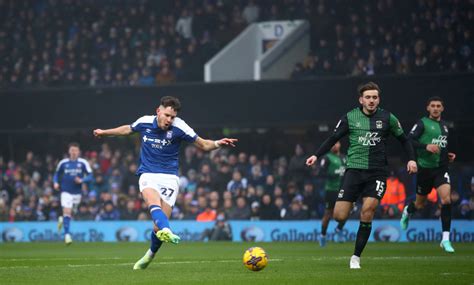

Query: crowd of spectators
[
  {"left": 1, "top": 140, "right": 473, "bottom": 222},
  {"left": 1, "top": 0, "right": 472, "bottom": 89}
]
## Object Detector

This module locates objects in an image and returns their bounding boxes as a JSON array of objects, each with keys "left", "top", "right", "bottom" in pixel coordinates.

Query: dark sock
[
  {"left": 441, "top": 204, "right": 452, "bottom": 232},
  {"left": 321, "top": 224, "right": 328, "bottom": 236},
  {"left": 336, "top": 220, "right": 346, "bottom": 231},
  {"left": 354, "top": 222, "right": 372, "bottom": 257},
  {"left": 407, "top": 201, "right": 416, "bottom": 214},
  {"left": 150, "top": 230, "right": 163, "bottom": 254}
]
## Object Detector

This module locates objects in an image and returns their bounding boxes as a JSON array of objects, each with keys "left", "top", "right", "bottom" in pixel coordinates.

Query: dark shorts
[
  {"left": 325, "top": 191, "right": 339, "bottom": 209},
  {"left": 337, "top": 169, "right": 388, "bottom": 202},
  {"left": 416, "top": 166, "right": 450, "bottom": 196}
]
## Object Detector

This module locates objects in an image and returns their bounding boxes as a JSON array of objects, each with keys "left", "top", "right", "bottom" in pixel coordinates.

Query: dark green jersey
[
  {"left": 315, "top": 107, "right": 415, "bottom": 171},
  {"left": 409, "top": 117, "right": 449, "bottom": 168},
  {"left": 320, "top": 152, "right": 346, "bottom": 192}
]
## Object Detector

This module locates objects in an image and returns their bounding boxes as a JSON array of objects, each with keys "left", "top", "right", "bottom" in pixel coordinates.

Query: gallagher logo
[
  {"left": 115, "top": 227, "right": 138, "bottom": 242},
  {"left": 374, "top": 225, "right": 400, "bottom": 242},
  {"left": 241, "top": 226, "right": 265, "bottom": 242},
  {"left": 2, "top": 228, "right": 24, "bottom": 242}
]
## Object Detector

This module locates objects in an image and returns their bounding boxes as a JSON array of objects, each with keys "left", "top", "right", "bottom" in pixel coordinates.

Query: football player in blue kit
[
  {"left": 93, "top": 96, "right": 237, "bottom": 270},
  {"left": 54, "top": 142, "right": 93, "bottom": 245}
]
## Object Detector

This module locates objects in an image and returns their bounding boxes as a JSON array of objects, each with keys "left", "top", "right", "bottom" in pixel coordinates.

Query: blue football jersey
[
  {"left": 53, "top": 158, "right": 93, "bottom": 194},
  {"left": 131, "top": 115, "right": 198, "bottom": 176}
]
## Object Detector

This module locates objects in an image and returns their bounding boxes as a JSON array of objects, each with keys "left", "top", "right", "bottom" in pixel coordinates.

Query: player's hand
[
  {"left": 426, "top": 144, "right": 440, "bottom": 154},
  {"left": 74, "top": 177, "right": 82, "bottom": 184},
  {"left": 216, "top": 138, "right": 238, "bottom": 147},
  {"left": 407, "top": 160, "right": 418, "bottom": 174},
  {"left": 93, "top": 129, "right": 105, "bottom": 138},
  {"left": 305, "top": 155, "right": 318, "bottom": 166},
  {"left": 53, "top": 183, "right": 60, "bottom": 191},
  {"left": 448, "top": 152, "right": 456, "bottom": 163}
]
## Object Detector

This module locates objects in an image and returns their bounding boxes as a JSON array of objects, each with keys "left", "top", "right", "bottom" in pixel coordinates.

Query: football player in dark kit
[
  {"left": 318, "top": 141, "right": 347, "bottom": 247},
  {"left": 400, "top": 96, "right": 456, "bottom": 253},
  {"left": 306, "top": 82, "right": 417, "bottom": 269}
]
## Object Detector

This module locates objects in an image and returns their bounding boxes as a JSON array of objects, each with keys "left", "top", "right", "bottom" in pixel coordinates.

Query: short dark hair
[
  {"left": 358, "top": 82, "right": 381, "bottom": 97},
  {"left": 160, "top": 96, "right": 181, "bottom": 112},
  {"left": 68, "top": 142, "right": 80, "bottom": 149},
  {"left": 427, "top": 96, "right": 444, "bottom": 106}
]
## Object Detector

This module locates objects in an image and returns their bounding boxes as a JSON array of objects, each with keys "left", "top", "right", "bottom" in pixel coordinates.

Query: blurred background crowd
[
  {"left": 1, "top": 136, "right": 473, "bottom": 222},
  {"left": 1, "top": 0, "right": 472, "bottom": 88}
]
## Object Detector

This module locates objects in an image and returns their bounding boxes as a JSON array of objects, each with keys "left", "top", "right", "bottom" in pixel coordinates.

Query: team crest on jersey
[
  {"left": 355, "top": 122, "right": 361, "bottom": 128},
  {"left": 376, "top": 120, "right": 383, "bottom": 129},
  {"left": 166, "top": 131, "right": 173, "bottom": 139}
]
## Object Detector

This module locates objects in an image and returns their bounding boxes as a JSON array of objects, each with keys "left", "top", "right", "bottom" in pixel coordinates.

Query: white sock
[
  {"left": 442, "top": 231, "right": 450, "bottom": 241},
  {"left": 146, "top": 249, "right": 155, "bottom": 258}
]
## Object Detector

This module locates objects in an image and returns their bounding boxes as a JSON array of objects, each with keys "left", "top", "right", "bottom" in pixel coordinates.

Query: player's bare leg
[
  {"left": 437, "top": 184, "right": 454, "bottom": 253},
  {"left": 142, "top": 188, "right": 180, "bottom": 244}
]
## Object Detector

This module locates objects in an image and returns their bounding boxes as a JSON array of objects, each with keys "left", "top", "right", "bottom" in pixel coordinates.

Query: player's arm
[
  {"left": 316, "top": 156, "right": 331, "bottom": 177},
  {"left": 306, "top": 115, "right": 349, "bottom": 166},
  {"left": 93, "top": 125, "right": 132, "bottom": 137},
  {"left": 409, "top": 120, "right": 439, "bottom": 154},
  {"left": 75, "top": 159, "right": 94, "bottom": 184},
  {"left": 193, "top": 137, "right": 238, "bottom": 152},
  {"left": 53, "top": 161, "right": 64, "bottom": 190},
  {"left": 446, "top": 123, "right": 456, "bottom": 162},
  {"left": 390, "top": 114, "right": 417, "bottom": 174}
]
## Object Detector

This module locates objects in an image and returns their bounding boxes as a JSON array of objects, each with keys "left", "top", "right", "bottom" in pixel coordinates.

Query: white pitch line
[
  {"left": 0, "top": 259, "right": 284, "bottom": 269},
  {"left": 1, "top": 256, "right": 472, "bottom": 270}
]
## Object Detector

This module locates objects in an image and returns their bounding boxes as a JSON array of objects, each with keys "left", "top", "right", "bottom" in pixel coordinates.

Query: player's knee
[
  {"left": 440, "top": 197, "right": 451, "bottom": 205},
  {"left": 333, "top": 212, "right": 347, "bottom": 223},
  {"left": 360, "top": 208, "right": 375, "bottom": 221}
]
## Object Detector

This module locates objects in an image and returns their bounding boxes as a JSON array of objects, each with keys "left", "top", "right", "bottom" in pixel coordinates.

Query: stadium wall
[
  {"left": 1, "top": 220, "right": 473, "bottom": 243},
  {"left": 1, "top": 73, "right": 472, "bottom": 131}
]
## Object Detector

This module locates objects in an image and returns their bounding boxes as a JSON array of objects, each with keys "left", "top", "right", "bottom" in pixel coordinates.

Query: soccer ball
[{"left": 243, "top": 247, "right": 268, "bottom": 271}]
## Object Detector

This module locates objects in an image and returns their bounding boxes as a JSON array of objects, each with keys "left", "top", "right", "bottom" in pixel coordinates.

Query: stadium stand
[{"left": 0, "top": 0, "right": 472, "bottom": 89}]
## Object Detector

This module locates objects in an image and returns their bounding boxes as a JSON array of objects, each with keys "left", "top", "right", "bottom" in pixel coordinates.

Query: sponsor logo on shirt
[
  {"left": 358, "top": 132, "right": 382, "bottom": 146},
  {"left": 431, "top": 135, "right": 447, "bottom": 148},
  {"left": 142, "top": 135, "right": 172, "bottom": 149}
]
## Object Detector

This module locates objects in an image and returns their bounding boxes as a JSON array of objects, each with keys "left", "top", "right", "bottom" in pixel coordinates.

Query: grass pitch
[{"left": 1, "top": 242, "right": 473, "bottom": 285}]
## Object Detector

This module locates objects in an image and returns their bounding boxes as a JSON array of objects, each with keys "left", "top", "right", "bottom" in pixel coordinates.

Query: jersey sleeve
[
  {"left": 174, "top": 117, "right": 198, "bottom": 143},
  {"left": 53, "top": 160, "right": 65, "bottom": 184},
  {"left": 130, "top": 116, "right": 150, "bottom": 133},
  {"left": 314, "top": 115, "right": 349, "bottom": 157},
  {"left": 408, "top": 119, "right": 426, "bottom": 149},
  {"left": 389, "top": 113, "right": 404, "bottom": 137}
]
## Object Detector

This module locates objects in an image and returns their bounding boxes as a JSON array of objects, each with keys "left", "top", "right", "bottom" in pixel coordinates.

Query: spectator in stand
[
  {"left": 98, "top": 201, "right": 120, "bottom": 221},
  {"left": 228, "top": 196, "right": 251, "bottom": 220},
  {"left": 120, "top": 200, "right": 139, "bottom": 220}
]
